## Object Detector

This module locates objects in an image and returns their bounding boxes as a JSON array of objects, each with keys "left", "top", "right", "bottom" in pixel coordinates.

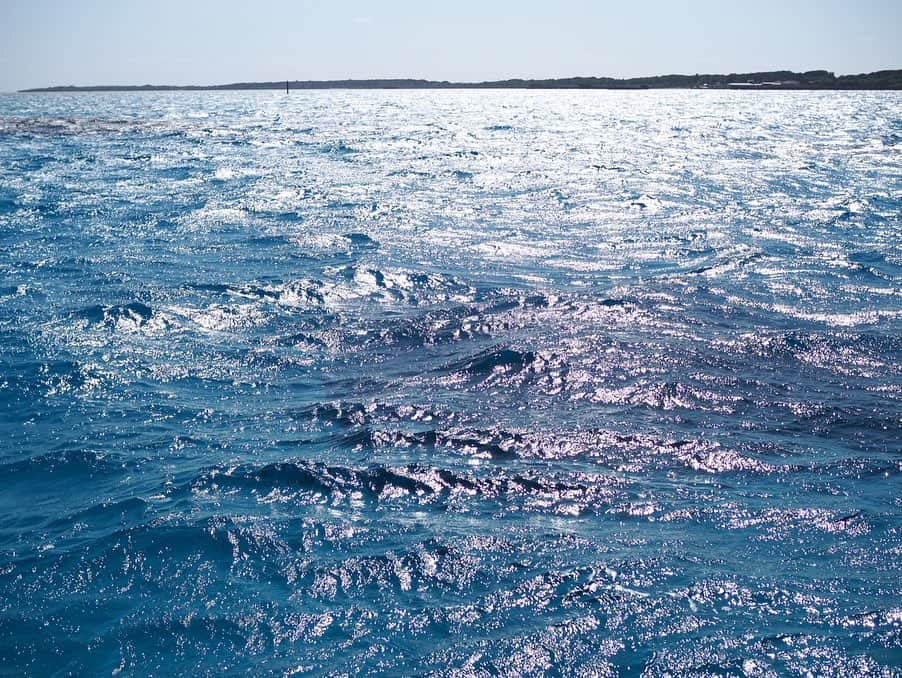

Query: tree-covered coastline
[{"left": 21, "top": 69, "right": 902, "bottom": 92}]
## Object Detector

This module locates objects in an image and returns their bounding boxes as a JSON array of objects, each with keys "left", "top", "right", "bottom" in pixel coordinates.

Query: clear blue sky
[{"left": 1, "top": 0, "right": 900, "bottom": 91}]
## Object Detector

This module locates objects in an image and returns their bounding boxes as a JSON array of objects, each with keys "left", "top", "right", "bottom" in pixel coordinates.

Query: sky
[{"left": 1, "top": 0, "right": 900, "bottom": 91}]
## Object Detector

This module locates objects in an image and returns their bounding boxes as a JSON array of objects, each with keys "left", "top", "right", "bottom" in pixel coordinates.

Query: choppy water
[{"left": 0, "top": 90, "right": 900, "bottom": 676}]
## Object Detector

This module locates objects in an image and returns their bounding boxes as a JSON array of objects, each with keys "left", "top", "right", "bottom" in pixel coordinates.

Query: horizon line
[{"left": 18, "top": 68, "right": 902, "bottom": 93}]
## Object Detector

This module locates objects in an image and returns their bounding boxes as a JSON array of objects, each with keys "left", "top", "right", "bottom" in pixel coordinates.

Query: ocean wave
[{"left": 1, "top": 90, "right": 899, "bottom": 675}]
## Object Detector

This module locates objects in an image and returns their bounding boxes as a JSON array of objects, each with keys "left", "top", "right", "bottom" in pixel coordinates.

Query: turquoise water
[{"left": 0, "top": 90, "right": 900, "bottom": 675}]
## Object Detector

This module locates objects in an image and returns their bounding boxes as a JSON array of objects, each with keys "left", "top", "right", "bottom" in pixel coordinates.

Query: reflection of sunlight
[{"left": 2, "top": 88, "right": 899, "bottom": 676}]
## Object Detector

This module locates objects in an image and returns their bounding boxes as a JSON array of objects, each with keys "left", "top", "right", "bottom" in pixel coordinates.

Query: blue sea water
[{"left": 0, "top": 90, "right": 900, "bottom": 676}]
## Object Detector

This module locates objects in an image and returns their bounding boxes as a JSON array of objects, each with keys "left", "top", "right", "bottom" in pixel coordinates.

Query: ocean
[{"left": 0, "top": 90, "right": 899, "bottom": 675}]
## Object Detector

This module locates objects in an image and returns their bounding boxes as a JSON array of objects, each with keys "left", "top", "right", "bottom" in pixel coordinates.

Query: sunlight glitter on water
[{"left": 0, "top": 90, "right": 900, "bottom": 675}]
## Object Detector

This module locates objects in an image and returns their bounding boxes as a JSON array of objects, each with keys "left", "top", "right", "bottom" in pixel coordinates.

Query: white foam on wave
[
  {"left": 771, "top": 304, "right": 901, "bottom": 327},
  {"left": 212, "top": 166, "right": 260, "bottom": 181},
  {"left": 182, "top": 204, "right": 247, "bottom": 228},
  {"left": 167, "top": 303, "right": 270, "bottom": 333}
]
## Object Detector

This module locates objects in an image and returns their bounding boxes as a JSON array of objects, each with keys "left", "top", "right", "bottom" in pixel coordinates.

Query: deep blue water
[{"left": 0, "top": 90, "right": 900, "bottom": 676}]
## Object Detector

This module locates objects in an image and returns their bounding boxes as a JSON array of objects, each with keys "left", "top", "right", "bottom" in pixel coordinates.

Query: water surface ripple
[{"left": 0, "top": 91, "right": 900, "bottom": 675}]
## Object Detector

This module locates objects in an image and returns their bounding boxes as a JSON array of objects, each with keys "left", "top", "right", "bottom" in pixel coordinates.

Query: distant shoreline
[{"left": 19, "top": 69, "right": 902, "bottom": 92}]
